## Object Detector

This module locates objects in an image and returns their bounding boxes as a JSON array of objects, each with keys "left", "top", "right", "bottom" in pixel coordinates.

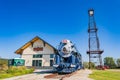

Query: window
[
  {"left": 32, "top": 60, "right": 35, "bottom": 66},
  {"left": 32, "top": 60, "right": 42, "bottom": 67},
  {"left": 50, "top": 60, "right": 53, "bottom": 66},
  {"left": 33, "top": 55, "right": 35, "bottom": 58},
  {"left": 36, "top": 60, "right": 38, "bottom": 66},
  {"left": 39, "top": 55, "right": 42, "bottom": 58},
  {"left": 33, "top": 54, "right": 42, "bottom": 58},
  {"left": 38, "top": 60, "right": 42, "bottom": 67},
  {"left": 50, "top": 54, "right": 54, "bottom": 58}
]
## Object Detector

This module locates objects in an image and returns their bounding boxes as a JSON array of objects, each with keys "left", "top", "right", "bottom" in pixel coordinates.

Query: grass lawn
[
  {"left": 0, "top": 69, "right": 33, "bottom": 79},
  {"left": 89, "top": 69, "right": 120, "bottom": 80},
  {"left": 0, "top": 66, "right": 34, "bottom": 79}
]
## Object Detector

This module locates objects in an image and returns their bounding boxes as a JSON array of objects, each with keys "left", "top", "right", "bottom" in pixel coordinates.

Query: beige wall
[
  {"left": 21, "top": 39, "right": 55, "bottom": 67},
  {"left": 22, "top": 54, "right": 33, "bottom": 66}
]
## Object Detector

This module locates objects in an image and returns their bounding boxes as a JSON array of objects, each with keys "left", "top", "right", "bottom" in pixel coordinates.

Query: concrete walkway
[{"left": 64, "top": 69, "right": 93, "bottom": 80}]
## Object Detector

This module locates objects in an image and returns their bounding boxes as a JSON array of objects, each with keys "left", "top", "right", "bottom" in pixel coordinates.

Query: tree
[
  {"left": 116, "top": 58, "right": 120, "bottom": 67},
  {"left": 89, "top": 62, "right": 95, "bottom": 69},
  {"left": 104, "top": 57, "right": 116, "bottom": 69},
  {"left": 83, "top": 62, "right": 89, "bottom": 68},
  {"left": 83, "top": 62, "right": 95, "bottom": 69}
]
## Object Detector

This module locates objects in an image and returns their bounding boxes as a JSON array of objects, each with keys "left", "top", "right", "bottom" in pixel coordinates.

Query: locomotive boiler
[{"left": 53, "top": 39, "right": 82, "bottom": 73}]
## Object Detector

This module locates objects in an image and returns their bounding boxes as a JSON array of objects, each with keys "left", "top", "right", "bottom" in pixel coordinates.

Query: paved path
[
  {"left": 64, "top": 69, "right": 93, "bottom": 80},
  {"left": 4, "top": 69, "right": 93, "bottom": 80}
]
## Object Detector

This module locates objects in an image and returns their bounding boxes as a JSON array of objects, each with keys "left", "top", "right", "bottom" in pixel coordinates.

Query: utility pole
[{"left": 87, "top": 9, "right": 103, "bottom": 69}]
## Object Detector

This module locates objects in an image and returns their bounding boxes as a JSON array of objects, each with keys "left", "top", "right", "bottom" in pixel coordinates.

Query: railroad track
[{"left": 44, "top": 71, "right": 77, "bottom": 80}]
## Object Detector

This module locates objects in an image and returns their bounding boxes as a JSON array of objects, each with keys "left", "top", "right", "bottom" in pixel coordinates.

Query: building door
[
  {"left": 50, "top": 60, "right": 53, "bottom": 66},
  {"left": 32, "top": 60, "right": 42, "bottom": 67}
]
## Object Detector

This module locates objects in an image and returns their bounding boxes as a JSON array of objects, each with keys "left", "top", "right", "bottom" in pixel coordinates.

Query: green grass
[
  {"left": 89, "top": 69, "right": 120, "bottom": 80},
  {"left": 0, "top": 66, "right": 34, "bottom": 79}
]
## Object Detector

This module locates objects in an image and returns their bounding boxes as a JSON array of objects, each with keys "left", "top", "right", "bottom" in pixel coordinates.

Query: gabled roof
[{"left": 15, "top": 36, "right": 57, "bottom": 54}]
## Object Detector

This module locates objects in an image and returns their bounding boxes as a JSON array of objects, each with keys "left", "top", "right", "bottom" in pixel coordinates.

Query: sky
[{"left": 0, "top": 0, "right": 120, "bottom": 62}]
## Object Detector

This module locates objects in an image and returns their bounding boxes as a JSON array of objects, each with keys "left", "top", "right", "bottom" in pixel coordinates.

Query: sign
[{"left": 33, "top": 47, "right": 43, "bottom": 51}]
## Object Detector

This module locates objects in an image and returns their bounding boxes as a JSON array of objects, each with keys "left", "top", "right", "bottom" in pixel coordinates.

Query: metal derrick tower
[{"left": 87, "top": 9, "right": 103, "bottom": 69}]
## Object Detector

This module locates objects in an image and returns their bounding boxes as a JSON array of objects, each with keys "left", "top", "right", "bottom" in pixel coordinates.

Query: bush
[
  {"left": 2, "top": 64, "right": 8, "bottom": 71},
  {"left": 6, "top": 66, "right": 18, "bottom": 73},
  {"left": 0, "top": 59, "right": 8, "bottom": 65}
]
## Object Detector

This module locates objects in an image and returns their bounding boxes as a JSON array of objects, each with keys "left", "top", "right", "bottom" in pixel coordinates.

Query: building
[{"left": 15, "top": 36, "right": 57, "bottom": 68}]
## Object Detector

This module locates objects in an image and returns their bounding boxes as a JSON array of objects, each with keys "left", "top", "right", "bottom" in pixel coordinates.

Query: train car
[
  {"left": 8, "top": 58, "right": 25, "bottom": 66},
  {"left": 53, "top": 39, "right": 82, "bottom": 73}
]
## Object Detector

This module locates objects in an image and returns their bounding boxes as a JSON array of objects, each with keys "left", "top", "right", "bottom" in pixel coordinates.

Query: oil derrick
[{"left": 87, "top": 9, "right": 103, "bottom": 69}]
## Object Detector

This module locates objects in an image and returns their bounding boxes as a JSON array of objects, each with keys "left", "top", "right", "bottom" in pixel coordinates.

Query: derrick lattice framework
[{"left": 87, "top": 9, "right": 103, "bottom": 69}]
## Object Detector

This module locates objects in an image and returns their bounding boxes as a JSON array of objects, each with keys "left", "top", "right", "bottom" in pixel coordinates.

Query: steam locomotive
[{"left": 53, "top": 39, "right": 82, "bottom": 73}]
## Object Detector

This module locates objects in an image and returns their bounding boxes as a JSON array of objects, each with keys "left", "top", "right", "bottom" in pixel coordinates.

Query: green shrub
[{"left": 6, "top": 66, "right": 18, "bottom": 73}]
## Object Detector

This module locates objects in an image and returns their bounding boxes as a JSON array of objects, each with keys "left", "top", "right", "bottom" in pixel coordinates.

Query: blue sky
[{"left": 0, "top": 0, "right": 120, "bottom": 62}]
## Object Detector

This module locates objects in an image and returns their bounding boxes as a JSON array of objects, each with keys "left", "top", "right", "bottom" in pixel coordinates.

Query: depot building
[{"left": 15, "top": 36, "right": 57, "bottom": 68}]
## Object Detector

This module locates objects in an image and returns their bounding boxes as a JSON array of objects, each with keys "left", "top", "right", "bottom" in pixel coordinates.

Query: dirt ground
[{"left": 4, "top": 69, "right": 93, "bottom": 80}]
